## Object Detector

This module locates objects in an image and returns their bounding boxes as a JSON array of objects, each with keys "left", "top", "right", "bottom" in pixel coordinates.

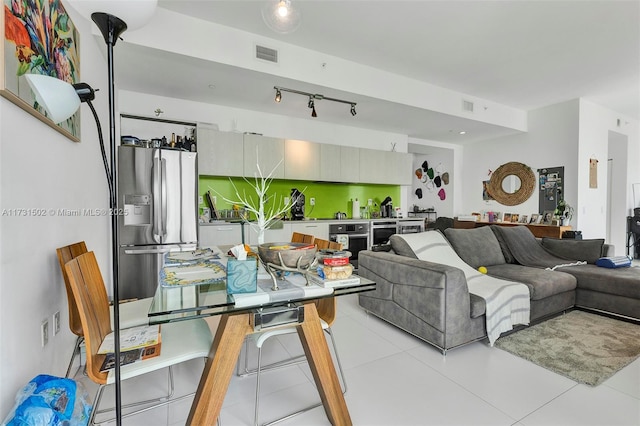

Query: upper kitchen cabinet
[
  {"left": 285, "top": 139, "right": 321, "bottom": 181},
  {"left": 359, "top": 148, "right": 412, "bottom": 185},
  {"left": 320, "top": 144, "right": 360, "bottom": 182},
  {"left": 197, "top": 126, "right": 244, "bottom": 176},
  {"left": 244, "top": 134, "right": 285, "bottom": 179}
]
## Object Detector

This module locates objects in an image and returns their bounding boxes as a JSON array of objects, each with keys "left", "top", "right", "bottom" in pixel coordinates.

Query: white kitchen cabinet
[
  {"left": 289, "top": 222, "right": 329, "bottom": 240},
  {"left": 246, "top": 222, "right": 291, "bottom": 246},
  {"left": 320, "top": 144, "right": 360, "bottom": 182},
  {"left": 199, "top": 223, "right": 244, "bottom": 248},
  {"left": 197, "top": 126, "right": 244, "bottom": 176},
  {"left": 358, "top": 148, "right": 388, "bottom": 184},
  {"left": 244, "top": 134, "right": 285, "bottom": 179},
  {"left": 285, "top": 139, "right": 321, "bottom": 180},
  {"left": 359, "top": 148, "right": 412, "bottom": 185},
  {"left": 340, "top": 146, "right": 360, "bottom": 183},
  {"left": 392, "top": 151, "right": 413, "bottom": 185}
]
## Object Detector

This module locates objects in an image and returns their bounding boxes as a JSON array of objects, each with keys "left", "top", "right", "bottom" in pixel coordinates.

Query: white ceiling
[{"left": 116, "top": 1, "right": 639, "bottom": 144}]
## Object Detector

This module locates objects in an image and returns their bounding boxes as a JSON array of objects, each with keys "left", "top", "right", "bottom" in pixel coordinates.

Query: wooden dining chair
[
  {"left": 57, "top": 242, "right": 152, "bottom": 378},
  {"left": 314, "top": 238, "right": 343, "bottom": 251},
  {"left": 291, "top": 232, "right": 315, "bottom": 244},
  {"left": 64, "top": 251, "right": 212, "bottom": 425}
]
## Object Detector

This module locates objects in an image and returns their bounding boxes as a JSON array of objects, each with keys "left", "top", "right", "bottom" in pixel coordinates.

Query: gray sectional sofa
[{"left": 358, "top": 225, "right": 640, "bottom": 354}]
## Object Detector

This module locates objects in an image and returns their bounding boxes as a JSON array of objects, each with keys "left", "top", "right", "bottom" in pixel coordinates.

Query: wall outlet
[
  {"left": 310, "top": 197, "right": 315, "bottom": 206},
  {"left": 53, "top": 311, "right": 60, "bottom": 336},
  {"left": 368, "top": 199, "right": 373, "bottom": 206},
  {"left": 198, "top": 195, "right": 203, "bottom": 205},
  {"left": 213, "top": 195, "right": 217, "bottom": 205},
  {"left": 41, "top": 320, "right": 49, "bottom": 347}
]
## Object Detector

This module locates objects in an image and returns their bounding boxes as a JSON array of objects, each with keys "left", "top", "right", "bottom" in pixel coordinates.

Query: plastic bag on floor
[{"left": 2, "top": 374, "right": 92, "bottom": 426}]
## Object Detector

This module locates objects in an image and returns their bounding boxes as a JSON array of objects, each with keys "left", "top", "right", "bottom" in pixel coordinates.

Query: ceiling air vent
[
  {"left": 256, "top": 45, "right": 278, "bottom": 63},
  {"left": 462, "top": 99, "right": 474, "bottom": 113}
]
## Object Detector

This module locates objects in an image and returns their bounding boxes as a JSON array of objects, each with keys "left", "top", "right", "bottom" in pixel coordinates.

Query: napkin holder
[{"left": 227, "top": 257, "right": 258, "bottom": 294}]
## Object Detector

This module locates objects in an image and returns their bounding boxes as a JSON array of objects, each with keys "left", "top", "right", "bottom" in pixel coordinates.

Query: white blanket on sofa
[{"left": 395, "top": 231, "right": 530, "bottom": 346}]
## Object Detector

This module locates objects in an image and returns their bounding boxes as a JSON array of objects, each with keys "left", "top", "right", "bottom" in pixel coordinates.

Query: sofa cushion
[
  {"left": 444, "top": 226, "right": 506, "bottom": 268},
  {"left": 486, "top": 264, "right": 577, "bottom": 301},
  {"left": 560, "top": 264, "right": 640, "bottom": 299},
  {"left": 541, "top": 238, "right": 605, "bottom": 264}
]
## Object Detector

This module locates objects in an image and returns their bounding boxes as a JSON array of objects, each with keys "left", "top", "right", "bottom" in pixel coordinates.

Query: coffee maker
[
  {"left": 290, "top": 188, "right": 305, "bottom": 220},
  {"left": 380, "top": 196, "right": 393, "bottom": 218}
]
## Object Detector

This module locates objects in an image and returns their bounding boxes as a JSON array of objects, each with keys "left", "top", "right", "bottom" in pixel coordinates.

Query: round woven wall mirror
[{"left": 487, "top": 162, "right": 536, "bottom": 206}]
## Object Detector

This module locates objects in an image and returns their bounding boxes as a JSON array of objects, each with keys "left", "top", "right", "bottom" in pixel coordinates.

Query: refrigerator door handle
[
  {"left": 161, "top": 158, "right": 168, "bottom": 239},
  {"left": 124, "top": 247, "right": 173, "bottom": 255},
  {"left": 123, "top": 243, "right": 197, "bottom": 255},
  {"left": 152, "top": 156, "right": 162, "bottom": 242}
]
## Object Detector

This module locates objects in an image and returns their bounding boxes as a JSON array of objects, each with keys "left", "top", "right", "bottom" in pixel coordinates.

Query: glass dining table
[{"left": 147, "top": 260, "right": 376, "bottom": 425}]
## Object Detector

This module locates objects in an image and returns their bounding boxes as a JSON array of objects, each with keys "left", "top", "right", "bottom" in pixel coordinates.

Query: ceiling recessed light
[
  {"left": 459, "top": 131, "right": 466, "bottom": 135},
  {"left": 208, "top": 84, "right": 216, "bottom": 89}
]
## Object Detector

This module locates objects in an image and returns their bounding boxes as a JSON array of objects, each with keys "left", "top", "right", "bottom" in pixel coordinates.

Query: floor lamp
[{"left": 27, "top": 2, "right": 157, "bottom": 423}]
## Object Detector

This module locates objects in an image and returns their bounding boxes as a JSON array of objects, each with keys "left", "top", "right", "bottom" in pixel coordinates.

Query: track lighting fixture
[{"left": 274, "top": 86, "right": 357, "bottom": 119}]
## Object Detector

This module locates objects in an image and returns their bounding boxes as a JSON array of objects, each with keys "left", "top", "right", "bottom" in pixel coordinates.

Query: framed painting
[{"left": 1, "top": 0, "right": 80, "bottom": 141}]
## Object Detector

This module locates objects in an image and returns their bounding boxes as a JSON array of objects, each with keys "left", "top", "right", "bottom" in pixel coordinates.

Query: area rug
[{"left": 494, "top": 310, "right": 640, "bottom": 386}]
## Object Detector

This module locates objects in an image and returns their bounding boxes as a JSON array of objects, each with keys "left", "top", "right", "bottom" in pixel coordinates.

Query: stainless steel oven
[
  {"left": 329, "top": 222, "right": 370, "bottom": 271},
  {"left": 398, "top": 219, "right": 425, "bottom": 234},
  {"left": 370, "top": 220, "right": 398, "bottom": 247}
]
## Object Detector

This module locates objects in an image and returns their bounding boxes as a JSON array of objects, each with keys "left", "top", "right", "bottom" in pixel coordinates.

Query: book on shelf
[{"left": 308, "top": 273, "right": 360, "bottom": 288}]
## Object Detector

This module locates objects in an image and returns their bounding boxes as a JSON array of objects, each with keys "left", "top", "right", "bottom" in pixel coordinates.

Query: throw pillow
[
  {"left": 389, "top": 234, "right": 419, "bottom": 259},
  {"left": 541, "top": 238, "right": 605, "bottom": 264},
  {"left": 490, "top": 226, "right": 517, "bottom": 264},
  {"left": 443, "top": 226, "right": 506, "bottom": 268}
]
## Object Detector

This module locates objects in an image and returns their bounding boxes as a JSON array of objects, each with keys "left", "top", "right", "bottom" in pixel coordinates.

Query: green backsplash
[{"left": 199, "top": 176, "right": 400, "bottom": 219}]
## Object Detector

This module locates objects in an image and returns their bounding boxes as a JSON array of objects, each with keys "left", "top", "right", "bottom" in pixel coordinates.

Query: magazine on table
[{"left": 98, "top": 325, "right": 161, "bottom": 354}]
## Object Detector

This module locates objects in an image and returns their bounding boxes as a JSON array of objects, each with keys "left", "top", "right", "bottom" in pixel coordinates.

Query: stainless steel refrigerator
[{"left": 117, "top": 146, "right": 198, "bottom": 299}]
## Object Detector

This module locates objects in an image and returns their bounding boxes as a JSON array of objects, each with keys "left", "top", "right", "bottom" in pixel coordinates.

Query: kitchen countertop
[{"left": 200, "top": 217, "right": 423, "bottom": 225}]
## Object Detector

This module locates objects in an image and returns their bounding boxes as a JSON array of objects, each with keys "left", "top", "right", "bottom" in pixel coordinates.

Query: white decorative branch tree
[{"left": 211, "top": 156, "right": 304, "bottom": 245}]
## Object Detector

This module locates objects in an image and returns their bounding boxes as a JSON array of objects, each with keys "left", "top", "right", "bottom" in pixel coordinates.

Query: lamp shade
[
  {"left": 65, "top": 0, "right": 158, "bottom": 30},
  {"left": 24, "top": 74, "right": 80, "bottom": 124}
]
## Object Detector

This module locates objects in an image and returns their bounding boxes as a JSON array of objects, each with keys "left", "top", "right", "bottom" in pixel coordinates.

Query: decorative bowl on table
[{"left": 257, "top": 242, "right": 317, "bottom": 269}]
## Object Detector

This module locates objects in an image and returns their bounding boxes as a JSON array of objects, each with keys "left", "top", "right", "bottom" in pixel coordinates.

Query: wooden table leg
[
  {"left": 187, "top": 301, "right": 352, "bottom": 425},
  {"left": 187, "top": 312, "right": 253, "bottom": 425},
  {"left": 298, "top": 303, "right": 352, "bottom": 426}
]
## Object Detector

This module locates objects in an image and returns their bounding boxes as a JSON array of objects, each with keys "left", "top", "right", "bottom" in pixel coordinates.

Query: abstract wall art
[{"left": 2, "top": 0, "right": 80, "bottom": 141}]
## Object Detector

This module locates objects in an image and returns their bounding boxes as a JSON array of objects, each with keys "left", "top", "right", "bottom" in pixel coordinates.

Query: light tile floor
[{"left": 74, "top": 293, "right": 640, "bottom": 426}]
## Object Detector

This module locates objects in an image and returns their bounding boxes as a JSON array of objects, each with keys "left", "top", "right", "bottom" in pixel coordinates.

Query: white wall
[
  {"left": 406, "top": 141, "right": 456, "bottom": 218},
  {"left": 0, "top": 9, "right": 111, "bottom": 418},
  {"left": 119, "top": 90, "right": 408, "bottom": 151},
  {"left": 459, "top": 98, "right": 639, "bottom": 253},
  {"left": 577, "top": 99, "right": 639, "bottom": 250},
  {"left": 460, "top": 100, "right": 580, "bottom": 220}
]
